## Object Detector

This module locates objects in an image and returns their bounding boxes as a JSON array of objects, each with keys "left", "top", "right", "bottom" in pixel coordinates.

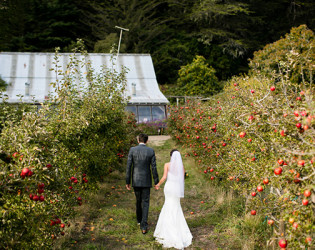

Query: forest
[{"left": 0, "top": 0, "right": 314, "bottom": 93}]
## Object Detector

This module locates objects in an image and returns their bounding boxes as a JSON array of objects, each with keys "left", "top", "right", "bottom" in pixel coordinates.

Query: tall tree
[
  {"left": 89, "top": 0, "right": 170, "bottom": 53},
  {"left": 0, "top": 0, "right": 94, "bottom": 51}
]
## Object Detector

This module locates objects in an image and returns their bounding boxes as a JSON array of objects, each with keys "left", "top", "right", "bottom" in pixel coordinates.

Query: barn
[{"left": 0, "top": 52, "right": 169, "bottom": 122}]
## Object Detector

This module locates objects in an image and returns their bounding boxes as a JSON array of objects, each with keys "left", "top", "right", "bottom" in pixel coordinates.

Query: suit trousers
[{"left": 133, "top": 187, "right": 150, "bottom": 230}]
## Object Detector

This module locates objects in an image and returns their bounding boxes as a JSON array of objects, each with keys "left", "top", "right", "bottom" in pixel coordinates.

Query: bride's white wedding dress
[{"left": 154, "top": 152, "right": 192, "bottom": 249}]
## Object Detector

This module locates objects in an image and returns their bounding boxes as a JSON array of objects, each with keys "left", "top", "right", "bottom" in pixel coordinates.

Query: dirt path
[{"left": 55, "top": 136, "right": 224, "bottom": 250}]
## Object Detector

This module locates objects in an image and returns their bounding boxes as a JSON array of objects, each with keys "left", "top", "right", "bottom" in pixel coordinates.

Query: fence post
[{"left": 279, "top": 219, "right": 285, "bottom": 238}]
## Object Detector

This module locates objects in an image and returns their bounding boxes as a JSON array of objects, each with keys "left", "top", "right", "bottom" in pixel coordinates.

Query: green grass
[{"left": 54, "top": 138, "right": 270, "bottom": 250}]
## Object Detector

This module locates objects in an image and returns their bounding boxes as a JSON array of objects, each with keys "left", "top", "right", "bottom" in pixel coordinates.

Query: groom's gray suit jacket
[{"left": 126, "top": 144, "right": 159, "bottom": 187}]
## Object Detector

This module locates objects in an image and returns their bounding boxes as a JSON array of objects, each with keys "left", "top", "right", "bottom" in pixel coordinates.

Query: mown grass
[{"left": 54, "top": 138, "right": 270, "bottom": 250}]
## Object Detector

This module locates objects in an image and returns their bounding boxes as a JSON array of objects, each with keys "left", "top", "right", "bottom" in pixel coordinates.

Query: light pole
[{"left": 115, "top": 26, "right": 129, "bottom": 57}]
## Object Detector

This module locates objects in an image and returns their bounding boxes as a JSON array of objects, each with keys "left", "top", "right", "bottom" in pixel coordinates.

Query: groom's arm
[
  {"left": 126, "top": 148, "right": 133, "bottom": 189},
  {"left": 151, "top": 151, "right": 159, "bottom": 185}
]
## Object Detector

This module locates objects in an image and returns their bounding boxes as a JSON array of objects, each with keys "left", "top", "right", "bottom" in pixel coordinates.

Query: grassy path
[{"left": 54, "top": 138, "right": 257, "bottom": 250}]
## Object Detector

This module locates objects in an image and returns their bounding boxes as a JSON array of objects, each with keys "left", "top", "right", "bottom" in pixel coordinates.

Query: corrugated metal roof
[{"left": 0, "top": 52, "right": 169, "bottom": 104}]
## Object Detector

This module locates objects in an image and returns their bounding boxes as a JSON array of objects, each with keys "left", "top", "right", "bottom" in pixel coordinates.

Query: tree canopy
[{"left": 0, "top": 0, "right": 314, "bottom": 85}]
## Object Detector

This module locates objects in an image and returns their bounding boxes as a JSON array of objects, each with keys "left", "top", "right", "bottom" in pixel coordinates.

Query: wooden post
[{"left": 279, "top": 219, "right": 285, "bottom": 238}]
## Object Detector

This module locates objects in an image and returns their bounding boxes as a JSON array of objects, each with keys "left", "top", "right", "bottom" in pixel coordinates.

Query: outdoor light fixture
[
  {"left": 25, "top": 82, "right": 30, "bottom": 96},
  {"left": 132, "top": 83, "right": 136, "bottom": 96}
]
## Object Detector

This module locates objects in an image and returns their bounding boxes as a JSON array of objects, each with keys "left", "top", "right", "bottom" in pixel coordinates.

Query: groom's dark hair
[
  {"left": 138, "top": 133, "right": 148, "bottom": 143},
  {"left": 170, "top": 149, "right": 178, "bottom": 157}
]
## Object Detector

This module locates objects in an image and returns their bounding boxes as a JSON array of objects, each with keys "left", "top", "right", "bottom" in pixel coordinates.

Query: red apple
[
  {"left": 204, "top": 170, "right": 207, "bottom": 174},
  {"left": 298, "top": 160, "right": 305, "bottom": 166},
  {"left": 250, "top": 90, "right": 255, "bottom": 94},
  {"left": 251, "top": 192, "right": 257, "bottom": 197},
  {"left": 263, "top": 178, "right": 269, "bottom": 185},
  {"left": 251, "top": 210, "right": 256, "bottom": 215},
  {"left": 304, "top": 190, "right": 311, "bottom": 197},
  {"left": 239, "top": 132, "right": 246, "bottom": 138},
  {"left": 210, "top": 168, "right": 214, "bottom": 172},
  {"left": 38, "top": 183, "right": 45, "bottom": 189},
  {"left": 268, "top": 219, "right": 274, "bottom": 225},
  {"left": 296, "top": 123, "right": 302, "bottom": 128},
  {"left": 46, "top": 164, "right": 52, "bottom": 168},
  {"left": 77, "top": 197, "right": 82, "bottom": 202},
  {"left": 277, "top": 159, "right": 284, "bottom": 165},
  {"left": 257, "top": 186, "right": 263, "bottom": 192},
  {"left": 28, "top": 170, "right": 33, "bottom": 177},
  {"left": 60, "top": 223, "right": 65, "bottom": 228},
  {"left": 302, "top": 199, "right": 309, "bottom": 206},
  {"left": 305, "top": 237, "right": 312, "bottom": 244},
  {"left": 33, "top": 195, "right": 39, "bottom": 201},
  {"left": 21, "top": 168, "right": 29, "bottom": 177},
  {"left": 278, "top": 239, "right": 287, "bottom": 248},
  {"left": 270, "top": 86, "right": 275, "bottom": 91},
  {"left": 247, "top": 138, "right": 252, "bottom": 142},
  {"left": 274, "top": 167, "right": 282, "bottom": 175},
  {"left": 39, "top": 195, "right": 45, "bottom": 202}
]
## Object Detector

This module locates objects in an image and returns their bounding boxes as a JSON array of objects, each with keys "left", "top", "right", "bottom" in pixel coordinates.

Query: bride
[{"left": 154, "top": 149, "right": 193, "bottom": 249}]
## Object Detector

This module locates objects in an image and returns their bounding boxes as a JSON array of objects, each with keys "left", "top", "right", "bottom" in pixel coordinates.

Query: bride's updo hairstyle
[{"left": 170, "top": 149, "right": 179, "bottom": 157}]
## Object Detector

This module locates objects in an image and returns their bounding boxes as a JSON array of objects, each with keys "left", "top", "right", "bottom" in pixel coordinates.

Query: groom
[{"left": 126, "top": 133, "right": 159, "bottom": 234}]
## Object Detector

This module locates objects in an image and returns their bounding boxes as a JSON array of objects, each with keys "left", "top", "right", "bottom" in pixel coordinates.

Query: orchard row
[
  {"left": 168, "top": 27, "right": 314, "bottom": 249},
  {"left": 0, "top": 45, "right": 138, "bottom": 249}
]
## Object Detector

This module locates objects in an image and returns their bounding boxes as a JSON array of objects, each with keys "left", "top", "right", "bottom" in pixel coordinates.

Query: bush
[{"left": 177, "top": 55, "right": 221, "bottom": 96}]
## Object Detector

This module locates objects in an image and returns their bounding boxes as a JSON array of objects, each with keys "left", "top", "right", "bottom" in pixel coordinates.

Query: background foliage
[{"left": 0, "top": 0, "right": 314, "bottom": 86}]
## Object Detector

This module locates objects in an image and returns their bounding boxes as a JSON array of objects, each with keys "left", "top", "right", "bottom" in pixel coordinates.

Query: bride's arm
[{"left": 155, "top": 163, "right": 169, "bottom": 189}]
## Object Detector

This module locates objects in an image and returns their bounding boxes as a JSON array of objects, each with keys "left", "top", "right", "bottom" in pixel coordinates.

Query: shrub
[{"left": 177, "top": 55, "right": 221, "bottom": 96}]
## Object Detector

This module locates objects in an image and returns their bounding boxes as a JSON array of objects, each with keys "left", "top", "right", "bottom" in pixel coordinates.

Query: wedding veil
[{"left": 167, "top": 151, "right": 184, "bottom": 198}]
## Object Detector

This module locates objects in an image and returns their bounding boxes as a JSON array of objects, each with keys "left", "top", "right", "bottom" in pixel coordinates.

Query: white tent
[{"left": 0, "top": 52, "right": 169, "bottom": 122}]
